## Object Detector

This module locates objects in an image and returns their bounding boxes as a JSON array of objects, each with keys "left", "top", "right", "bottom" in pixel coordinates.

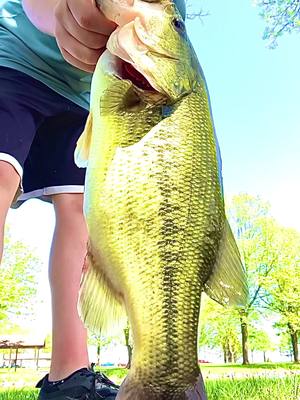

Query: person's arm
[
  {"left": 22, "top": 0, "right": 59, "bottom": 36},
  {"left": 22, "top": 0, "right": 116, "bottom": 72}
]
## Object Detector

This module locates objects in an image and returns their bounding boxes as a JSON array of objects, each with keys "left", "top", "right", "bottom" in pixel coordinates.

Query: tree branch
[{"left": 185, "top": 1, "right": 209, "bottom": 21}]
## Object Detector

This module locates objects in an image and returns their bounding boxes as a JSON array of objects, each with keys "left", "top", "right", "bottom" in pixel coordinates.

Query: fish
[{"left": 75, "top": 0, "right": 248, "bottom": 399}]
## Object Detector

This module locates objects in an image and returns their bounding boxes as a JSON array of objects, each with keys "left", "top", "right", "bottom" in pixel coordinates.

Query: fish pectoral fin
[
  {"left": 74, "top": 113, "right": 93, "bottom": 168},
  {"left": 100, "top": 80, "right": 145, "bottom": 115},
  {"left": 204, "top": 219, "right": 248, "bottom": 307},
  {"left": 79, "top": 244, "right": 126, "bottom": 334}
]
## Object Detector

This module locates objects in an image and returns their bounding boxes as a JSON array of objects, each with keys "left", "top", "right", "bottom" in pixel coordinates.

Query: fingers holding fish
[{"left": 54, "top": 0, "right": 116, "bottom": 71}]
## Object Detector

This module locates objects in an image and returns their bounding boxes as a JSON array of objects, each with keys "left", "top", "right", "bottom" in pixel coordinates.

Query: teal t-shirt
[
  {"left": 0, "top": 0, "right": 186, "bottom": 111},
  {"left": 0, "top": 0, "right": 92, "bottom": 110}
]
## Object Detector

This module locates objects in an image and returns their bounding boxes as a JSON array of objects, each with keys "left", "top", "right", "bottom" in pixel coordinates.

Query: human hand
[{"left": 54, "top": 0, "right": 116, "bottom": 72}]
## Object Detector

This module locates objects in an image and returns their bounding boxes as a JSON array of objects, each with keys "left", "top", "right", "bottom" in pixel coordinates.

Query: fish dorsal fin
[
  {"left": 204, "top": 219, "right": 248, "bottom": 307},
  {"left": 74, "top": 113, "right": 93, "bottom": 168},
  {"left": 79, "top": 244, "right": 127, "bottom": 334}
]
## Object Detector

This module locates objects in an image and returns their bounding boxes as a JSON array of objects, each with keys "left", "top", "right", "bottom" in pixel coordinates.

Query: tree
[
  {"left": 0, "top": 228, "right": 41, "bottom": 322},
  {"left": 124, "top": 321, "right": 133, "bottom": 369},
  {"left": 188, "top": 0, "right": 299, "bottom": 47},
  {"left": 249, "top": 327, "right": 275, "bottom": 362},
  {"left": 186, "top": 1, "right": 209, "bottom": 20},
  {"left": 227, "top": 194, "right": 281, "bottom": 364},
  {"left": 260, "top": 227, "right": 300, "bottom": 362},
  {"left": 279, "top": 330, "right": 294, "bottom": 361},
  {"left": 88, "top": 332, "right": 115, "bottom": 366},
  {"left": 254, "top": 0, "right": 300, "bottom": 47},
  {"left": 199, "top": 296, "right": 242, "bottom": 363}
]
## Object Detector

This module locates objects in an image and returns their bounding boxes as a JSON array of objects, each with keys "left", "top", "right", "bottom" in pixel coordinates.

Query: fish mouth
[
  {"left": 101, "top": 49, "right": 161, "bottom": 95},
  {"left": 120, "top": 60, "right": 156, "bottom": 91},
  {"left": 105, "top": 18, "right": 180, "bottom": 96}
]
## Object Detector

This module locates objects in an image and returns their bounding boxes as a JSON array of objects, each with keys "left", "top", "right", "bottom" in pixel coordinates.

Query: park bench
[{"left": 0, "top": 338, "right": 47, "bottom": 371}]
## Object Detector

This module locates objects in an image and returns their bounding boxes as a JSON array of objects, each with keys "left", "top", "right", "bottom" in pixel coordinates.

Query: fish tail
[
  {"left": 185, "top": 375, "right": 208, "bottom": 400},
  {"left": 116, "top": 375, "right": 207, "bottom": 400}
]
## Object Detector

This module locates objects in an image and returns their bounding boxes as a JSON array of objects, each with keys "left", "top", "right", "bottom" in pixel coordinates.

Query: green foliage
[
  {"left": 249, "top": 327, "right": 275, "bottom": 353},
  {"left": 226, "top": 194, "right": 283, "bottom": 364},
  {"left": 227, "top": 194, "right": 300, "bottom": 363},
  {"left": 199, "top": 297, "right": 275, "bottom": 363},
  {"left": 0, "top": 228, "right": 41, "bottom": 322},
  {"left": 254, "top": 0, "right": 300, "bottom": 47},
  {"left": 227, "top": 194, "right": 280, "bottom": 312},
  {"left": 259, "top": 227, "right": 300, "bottom": 361},
  {"left": 279, "top": 331, "right": 294, "bottom": 357},
  {"left": 199, "top": 296, "right": 242, "bottom": 362},
  {"left": 43, "top": 334, "right": 52, "bottom": 353},
  {"left": 260, "top": 227, "right": 300, "bottom": 332},
  {"left": 199, "top": 194, "right": 300, "bottom": 364}
]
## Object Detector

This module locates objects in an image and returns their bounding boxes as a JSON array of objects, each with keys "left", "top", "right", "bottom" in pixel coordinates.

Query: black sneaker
[{"left": 36, "top": 368, "right": 119, "bottom": 400}]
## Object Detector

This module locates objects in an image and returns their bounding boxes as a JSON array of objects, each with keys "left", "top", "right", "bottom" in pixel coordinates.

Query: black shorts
[{"left": 0, "top": 67, "right": 88, "bottom": 207}]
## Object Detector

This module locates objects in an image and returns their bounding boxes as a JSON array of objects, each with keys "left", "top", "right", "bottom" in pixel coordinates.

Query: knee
[
  {"left": 51, "top": 193, "right": 88, "bottom": 248},
  {"left": 0, "top": 161, "right": 20, "bottom": 209},
  {"left": 52, "top": 193, "right": 85, "bottom": 225},
  {"left": 0, "top": 160, "right": 20, "bottom": 189}
]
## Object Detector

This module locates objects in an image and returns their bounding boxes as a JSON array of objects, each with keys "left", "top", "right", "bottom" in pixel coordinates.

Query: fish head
[{"left": 103, "top": 0, "right": 199, "bottom": 102}]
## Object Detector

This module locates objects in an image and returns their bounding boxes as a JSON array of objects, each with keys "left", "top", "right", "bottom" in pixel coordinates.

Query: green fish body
[{"left": 75, "top": 1, "right": 247, "bottom": 398}]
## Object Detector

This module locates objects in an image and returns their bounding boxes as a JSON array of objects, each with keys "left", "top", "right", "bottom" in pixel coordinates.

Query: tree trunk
[
  {"left": 240, "top": 310, "right": 250, "bottom": 365},
  {"left": 97, "top": 343, "right": 101, "bottom": 366},
  {"left": 233, "top": 352, "right": 238, "bottom": 363},
  {"left": 124, "top": 325, "right": 133, "bottom": 369},
  {"left": 126, "top": 344, "right": 133, "bottom": 369},
  {"left": 223, "top": 345, "right": 227, "bottom": 364},
  {"left": 227, "top": 343, "right": 233, "bottom": 363},
  {"left": 263, "top": 351, "right": 266, "bottom": 363},
  {"left": 290, "top": 331, "right": 299, "bottom": 363}
]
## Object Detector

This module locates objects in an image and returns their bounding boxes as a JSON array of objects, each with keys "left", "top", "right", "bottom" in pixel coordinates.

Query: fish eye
[{"left": 172, "top": 18, "right": 186, "bottom": 33}]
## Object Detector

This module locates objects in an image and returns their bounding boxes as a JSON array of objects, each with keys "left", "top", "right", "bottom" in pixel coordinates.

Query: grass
[
  {"left": 202, "top": 362, "right": 300, "bottom": 380},
  {"left": 0, "top": 364, "right": 299, "bottom": 399},
  {"left": 0, "top": 391, "right": 36, "bottom": 400},
  {"left": 207, "top": 376, "right": 300, "bottom": 400}
]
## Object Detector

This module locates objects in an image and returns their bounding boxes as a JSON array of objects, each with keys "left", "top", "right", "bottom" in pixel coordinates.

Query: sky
[
  {"left": 187, "top": 0, "right": 300, "bottom": 230},
  {"left": 4, "top": 0, "right": 300, "bottom": 334}
]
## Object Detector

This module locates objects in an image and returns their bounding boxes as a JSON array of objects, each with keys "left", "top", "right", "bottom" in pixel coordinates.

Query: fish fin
[
  {"left": 74, "top": 113, "right": 93, "bottom": 168},
  {"left": 99, "top": 80, "right": 153, "bottom": 119},
  {"left": 117, "top": 374, "right": 207, "bottom": 400},
  {"left": 79, "top": 243, "right": 126, "bottom": 334},
  {"left": 100, "top": 80, "right": 135, "bottom": 113},
  {"left": 204, "top": 219, "right": 248, "bottom": 307}
]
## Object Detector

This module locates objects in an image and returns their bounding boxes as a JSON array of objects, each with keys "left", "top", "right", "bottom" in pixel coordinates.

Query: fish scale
[{"left": 75, "top": 1, "right": 247, "bottom": 398}]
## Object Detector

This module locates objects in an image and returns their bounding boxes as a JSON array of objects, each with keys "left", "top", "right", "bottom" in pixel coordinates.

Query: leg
[
  {"left": 49, "top": 193, "right": 89, "bottom": 381},
  {"left": 0, "top": 161, "right": 20, "bottom": 261}
]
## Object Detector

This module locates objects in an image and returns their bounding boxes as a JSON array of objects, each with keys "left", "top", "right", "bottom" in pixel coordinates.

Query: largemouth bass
[{"left": 75, "top": 0, "right": 247, "bottom": 399}]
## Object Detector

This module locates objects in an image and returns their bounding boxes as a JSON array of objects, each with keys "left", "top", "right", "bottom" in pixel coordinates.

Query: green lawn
[{"left": 0, "top": 364, "right": 299, "bottom": 399}]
